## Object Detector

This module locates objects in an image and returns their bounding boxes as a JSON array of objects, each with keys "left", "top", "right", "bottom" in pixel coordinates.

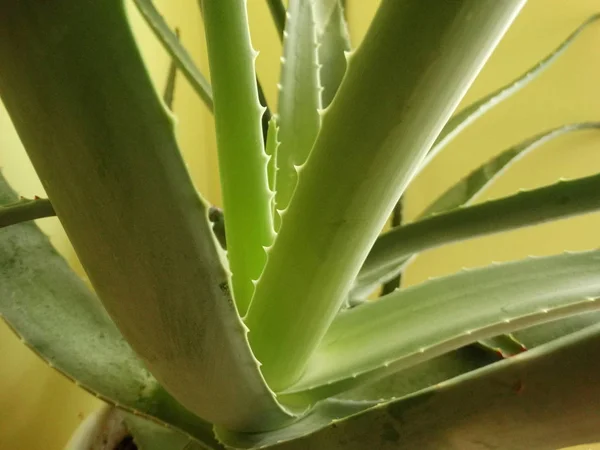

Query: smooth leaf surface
[
  {"left": 0, "top": 176, "right": 218, "bottom": 447},
  {"left": 274, "top": 0, "right": 322, "bottom": 215},
  {"left": 353, "top": 122, "right": 600, "bottom": 298},
  {"left": 124, "top": 412, "right": 209, "bottom": 450},
  {"left": 422, "top": 14, "right": 600, "bottom": 170},
  {"left": 132, "top": 0, "right": 213, "bottom": 110},
  {"left": 0, "top": 0, "right": 289, "bottom": 431},
  {"left": 360, "top": 172, "right": 600, "bottom": 285},
  {"left": 285, "top": 250, "right": 600, "bottom": 400},
  {"left": 202, "top": 0, "right": 275, "bottom": 314},
  {"left": 273, "top": 323, "right": 600, "bottom": 449},
  {"left": 247, "top": 0, "right": 526, "bottom": 391}
]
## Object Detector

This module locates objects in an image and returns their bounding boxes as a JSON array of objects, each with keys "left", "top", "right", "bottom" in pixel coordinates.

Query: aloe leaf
[
  {"left": 314, "top": 0, "right": 352, "bottom": 107},
  {"left": 132, "top": 0, "right": 213, "bottom": 111},
  {"left": 0, "top": 176, "right": 218, "bottom": 446},
  {"left": 267, "top": 0, "right": 287, "bottom": 40},
  {"left": 273, "top": 0, "right": 322, "bottom": 216},
  {"left": 265, "top": 117, "right": 280, "bottom": 221},
  {"left": 353, "top": 122, "right": 600, "bottom": 298},
  {"left": 359, "top": 172, "right": 600, "bottom": 285},
  {"left": 247, "top": 0, "right": 526, "bottom": 392},
  {"left": 337, "top": 345, "right": 500, "bottom": 403},
  {"left": 123, "top": 412, "right": 209, "bottom": 450},
  {"left": 202, "top": 0, "right": 275, "bottom": 314},
  {"left": 162, "top": 28, "right": 180, "bottom": 110},
  {"left": 273, "top": 323, "right": 600, "bottom": 450},
  {"left": 0, "top": 196, "right": 54, "bottom": 229},
  {"left": 0, "top": 0, "right": 291, "bottom": 431},
  {"left": 423, "top": 14, "right": 600, "bottom": 169},
  {"left": 283, "top": 250, "right": 600, "bottom": 401}
]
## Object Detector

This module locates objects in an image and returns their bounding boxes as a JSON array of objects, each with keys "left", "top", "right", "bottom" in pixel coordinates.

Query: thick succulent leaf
[
  {"left": 422, "top": 14, "right": 600, "bottom": 169},
  {"left": 0, "top": 196, "right": 54, "bottom": 229},
  {"left": 284, "top": 250, "right": 600, "bottom": 401},
  {"left": 132, "top": 0, "right": 212, "bottom": 111},
  {"left": 513, "top": 310, "right": 600, "bottom": 348},
  {"left": 313, "top": 0, "right": 352, "bottom": 107},
  {"left": 247, "top": 0, "right": 526, "bottom": 391},
  {"left": 124, "top": 412, "right": 209, "bottom": 450},
  {"left": 359, "top": 172, "right": 600, "bottom": 285},
  {"left": 267, "top": 0, "right": 286, "bottom": 40},
  {"left": 65, "top": 405, "right": 129, "bottom": 450},
  {"left": 272, "top": 323, "right": 600, "bottom": 450},
  {"left": 353, "top": 122, "right": 600, "bottom": 298},
  {"left": 202, "top": 0, "right": 275, "bottom": 314},
  {"left": 273, "top": 0, "right": 322, "bottom": 215},
  {"left": 0, "top": 176, "right": 218, "bottom": 447},
  {"left": 0, "top": 0, "right": 290, "bottom": 431},
  {"left": 216, "top": 398, "right": 376, "bottom": 449},
  {"left": 336, "top": 346, "right": 500, "bottom": 403}
]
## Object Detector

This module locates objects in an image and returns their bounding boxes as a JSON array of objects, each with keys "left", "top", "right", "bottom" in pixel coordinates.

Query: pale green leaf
[
  {"left": 359, "top": 172, "right": 600, "bottom": 286},
  {"left": 0, "top": 0, "right": 289, "bottom": 430},
  {"left": 353, "top": 122, "right": 600, "bottom": 298},
  {"left": 284, "top": 250, "right": 600, "bottom": 401},
  {"left": 274, "top": 0, "right": 322, "bottom": 215},
  {"left": 0, "top": 176, "right": 218, "bottom": 446},
  {"left": 162, "top": 28, "right": 180, "bottom": 110},
  {"left": 124, "top": 412, "right": 211, "bottom": 450},
  {"left": 132, "top": 0, "right": 213, "bottom": 110},
  {"left": 314, "top": 0, "right": 352, "bottom": 107},
  {"left": 272, "top": 324, "right": 600, "bottom": 449},
  {"left": 202, "top": 0, "right": 275, "bottom": 314},
  {"left": 247, "top": 0, "right": 526, "bottom": 391},
  {"left": 422, "top": 14, "right": 600, "bottom": 169}
]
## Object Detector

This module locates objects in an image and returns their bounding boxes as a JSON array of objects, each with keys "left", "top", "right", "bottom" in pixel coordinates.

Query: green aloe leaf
[
  {"left": 353, "top": 122, "right": 600, "bottom": 298},
  {"left": 359, "top": 172, "right": 600, "bottom": 285},
  {"left": 284, "top": 250, "right": 600, "bottom": 401},
  {"left": 272, "top": 323, "right": 600, "bottom": 450},
  {"left": 0, "top": 196, "right": 54, "bottom": 229},
  {"left": 273, "top": 0, "right": 322, "bottom": 217},
  {"left": 132, "top": 0, "right": 213, "bottom": 111},
  {"left": 422, "top": 14, "right": 600, "bottom": 169},
  {"left": 314, "top": 0, "right": 352, "bottom": 107},
  {"left": 247, "top": 0, "right": 526, "bottom": 392},
  {"left": 202, "top": 0, "right": 275, "bottom": 314},
  {"left": 124, "top": 411, "right": 210, "bottom": 450},
  {"left": 0, "top": 0, "right": 290, "bottom": 431},
  {"left": 0, "top": 176, "right": 218, "bottom": 447}
]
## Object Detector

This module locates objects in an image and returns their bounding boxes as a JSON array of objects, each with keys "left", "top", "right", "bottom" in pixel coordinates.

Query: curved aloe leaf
[
  {"left": 360, "top": 172, "right": 600, "bottom": 284},
  {"left": 284, "top": 250, "right": 600, "bottom": 401},
  {"left": 202, "top": 0, "right": 275, "bottom": 314},
  {"left": 247, "top": 0, "right": 526, "bottom": 391},
  {"left": 314, "top": 0, "right": 352, "bottom": 107},
  {"left": 271, "top": 324, "right": 600, "bottom": 450},
  {"left": 274, "top": 0, "right": 322, "bottom": 217},
  {"left": 353, "top": 122, "right": 600, "bottom": 298},
  {"left": 132, "top": 0, "right": 213, "bottom": 111},
  {"left": 0, "top": 196, "right": 54, "bottom": 229},
  {"left": 422, "top": 14, "right": 600, "bottom": 170},
  {"left": 124, "top": 411, "right": 210, "bottom": 450},
  {"left": 0, "top": 176, "right": 218, "bottom": 447},
  {"left": 0, "top": 0, "right": 291, "bottom": 431}
]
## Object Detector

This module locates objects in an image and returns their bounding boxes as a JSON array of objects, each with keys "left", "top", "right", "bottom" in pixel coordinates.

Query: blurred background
[{"left": 1, "top": 0, "right": 599, "bottom": 448}]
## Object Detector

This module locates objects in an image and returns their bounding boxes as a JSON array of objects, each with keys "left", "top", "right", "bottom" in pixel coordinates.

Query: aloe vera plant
[{"left": 1, "top": 0, "right": 600, "bottom": 449}]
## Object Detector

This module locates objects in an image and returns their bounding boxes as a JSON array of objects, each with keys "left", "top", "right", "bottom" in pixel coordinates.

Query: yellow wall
[{"left": 1, "top": 0, "right": 599, "bottom": 448}]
